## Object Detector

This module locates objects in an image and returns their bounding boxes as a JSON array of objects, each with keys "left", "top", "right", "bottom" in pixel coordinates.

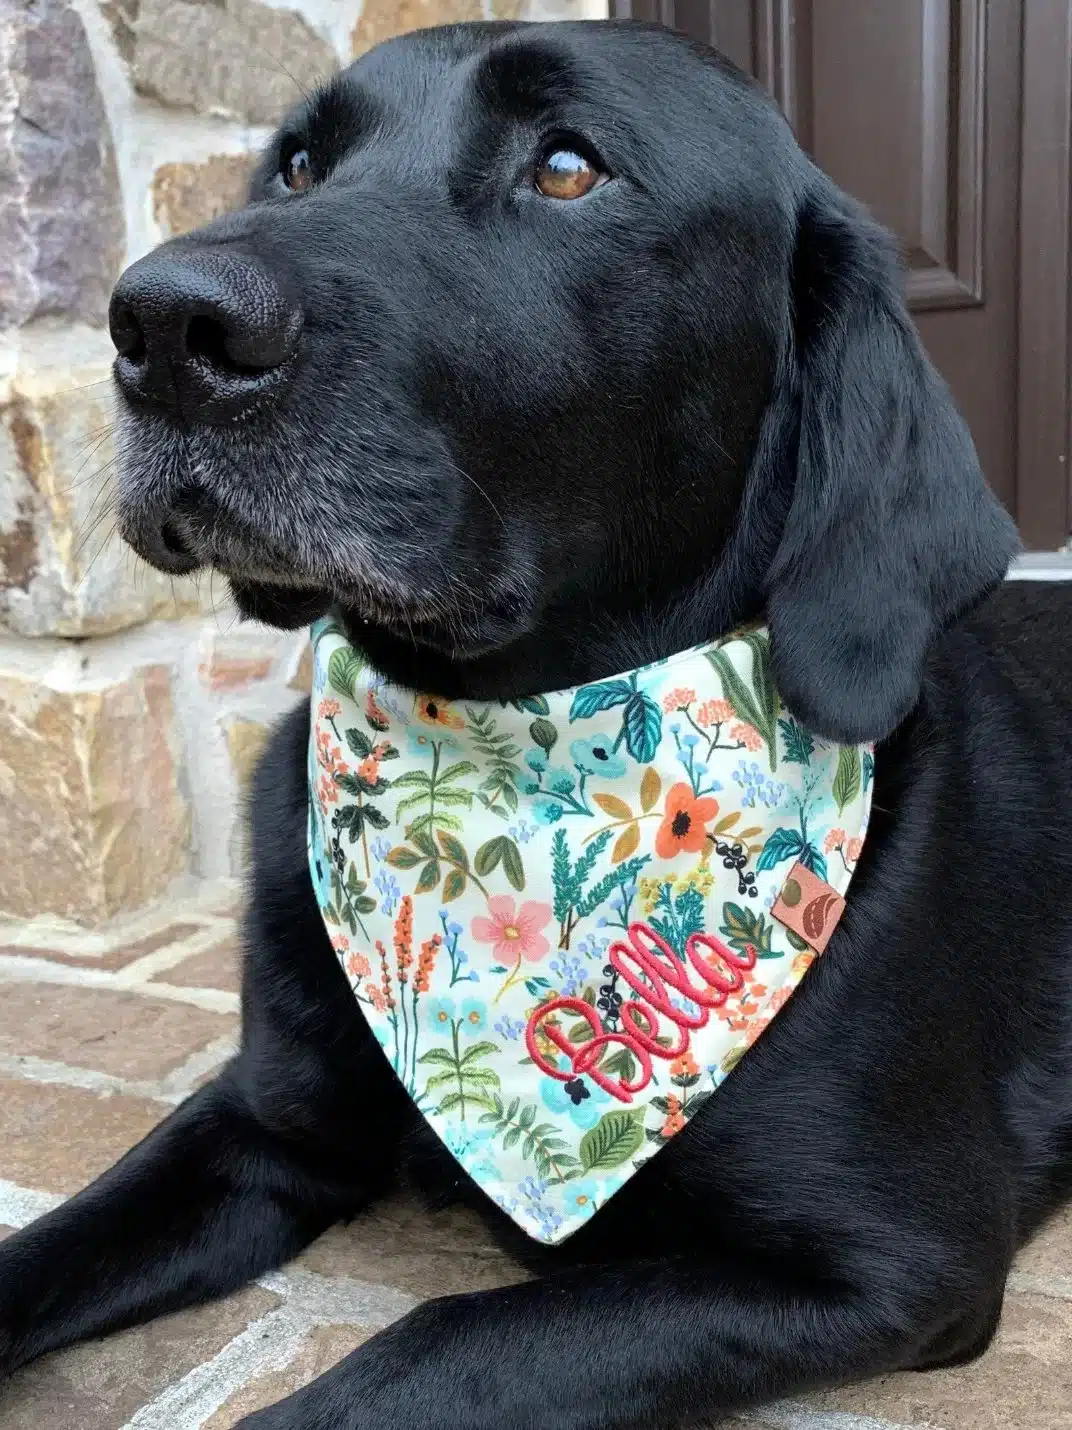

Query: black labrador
[{"left": 3, "top": 19, "right": 1071, "bottom": 1430}]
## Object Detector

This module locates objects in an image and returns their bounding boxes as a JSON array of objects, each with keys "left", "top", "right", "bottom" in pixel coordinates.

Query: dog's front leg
[
  {"left": 0, "top": 1044, "right": 406, "bottom": 1379},
  {"left": 235, "top": 1253, "right": 959, "bottom": 1429}
]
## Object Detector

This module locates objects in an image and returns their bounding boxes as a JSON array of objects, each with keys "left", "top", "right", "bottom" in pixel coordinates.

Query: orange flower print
[
  {"left": 662, "top": 686, "right": 696, "bottom": 714},
  {"left": 376, "top": 939, "right": 395, "bottom": 1011},
  {"left": 317, "top": 698, "right": 341, "bottom": 722},
  {"left": 766, "top": 985, "right": 794, "bottom": 1017},
  {"left": 846, "top": 836, "right": 864, "bottom": 863},
  {"left": 695, "top": 698, "right": 733, "bottom": 728},
  {"left": 357, "top": 755, "right": 381, "bottom": 785},
  {"left": 669, "top": 1051, "right": 698, "bottom": 1079},
  {"left": 416, "top": 696, "right": 464, "bottom": 729},
  {"left": 346, "top": 951, "right": 371, "bottom": 981},
  {"left": 661, "top": 1093, "right": 687, "bottom": 1137},
  {"left": 655, "top": 783, "right": 719, "bottom": 859},
  {"left": 394, "top": 896, "right": 414, "bottom": 984},
  {"left": 824, "top": 827, "right": 847, "bottom": 853},
  {"left": 365, "top": 687, "right": 391, "bottom": 730},
  {"left": 367, "top": 985, "right": 387, "bottom": 1014},
  {"left": 729, "top": 721, "right": 763, "bottom": 752},
  {"left": 415, "top": 934, "right": 442, "bottom": 994}
]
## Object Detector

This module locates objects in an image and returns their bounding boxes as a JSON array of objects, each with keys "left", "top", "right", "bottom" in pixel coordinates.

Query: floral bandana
[{"left": 307, "top": 616, "right": 874, "bottom": 1244}]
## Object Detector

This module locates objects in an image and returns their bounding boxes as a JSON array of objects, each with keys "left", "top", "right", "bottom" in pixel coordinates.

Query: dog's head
[{"left": 111, "top": 20, "right": 1017, "bottom": 742}]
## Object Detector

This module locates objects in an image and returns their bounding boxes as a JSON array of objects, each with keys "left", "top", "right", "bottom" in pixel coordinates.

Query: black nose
[{"left": 109, "top": 247, "right": 302, "bottom": 420}]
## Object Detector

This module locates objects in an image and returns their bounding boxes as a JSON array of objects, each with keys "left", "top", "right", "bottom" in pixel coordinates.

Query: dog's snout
[{"left": 109, "top": 247, "right": 302, "bottom": 420}]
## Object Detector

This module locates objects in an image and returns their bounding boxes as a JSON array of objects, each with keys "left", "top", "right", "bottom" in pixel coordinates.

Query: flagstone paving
[{"left": 0, "top": 894, "right": 1067, "bottom": 1428}]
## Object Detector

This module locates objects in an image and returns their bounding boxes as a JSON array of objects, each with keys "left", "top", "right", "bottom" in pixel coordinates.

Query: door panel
[{"left": 612, "top": 0, "right": 1072, "bottom": 545}]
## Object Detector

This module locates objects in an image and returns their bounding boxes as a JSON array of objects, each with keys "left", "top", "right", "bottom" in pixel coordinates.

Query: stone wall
[{"left": 0, "top": 0, "right": 605, "bottom": 930}]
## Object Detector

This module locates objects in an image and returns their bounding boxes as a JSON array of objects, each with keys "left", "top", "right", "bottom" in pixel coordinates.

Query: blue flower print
[
  {"left": 515, "top": 1177, "right": 564, "bottom": 1239},
  {"left": 576, "top": 931, "right": 611, "bottom": 963},
  {"left": 732, "top": 760, "right": 787, "bottom": 810},
  {"left": 548, "top": 952, "right": 587, "bottom": 997},
  {"left": 525, "top": 748, "right": 549, "bottom": 774},
  {"left": 530, "top": 1203, "right": 564, "bottom": 1239},
  {"left": 569, "top": 735, "right": 626, "bottom": 779},
  {"left": 459, "top": 998, "right": 488, "bottom": 1035},
  {"left": 373, "top": 868, "right": 400, "bottom": 916},
  {"left": 518, "top": 773, "right": 541, "bottom": 796},
  {"left": 508, "top": 820, "right": 536, "bottom": 845},
  {"left": 426, "top": 997, "right": 456, "bottom": 1031},
  {"left": 546, "top": 766, "right": 576, "bottom": 797},
  {"left": 532, "top": 798, "right": 564, "bottom": 826},
  {"left": 407, "top": 727, "right": 459, "bottom": 759},
  {"left": 542, "top": 1075, "right": 612, "bottom": 1130},
  {"left": 493, "top": 1014, "right": 526, "bottom": 1041},
  {"left": 370, "top": 835, "right": 392, "bottom": 862},
  {"left": 561, "top": 1179, "right": 601, "bottom": 1220},
  {"left": 443, "top": 1123, "right": 498, "bottom": 1184}
]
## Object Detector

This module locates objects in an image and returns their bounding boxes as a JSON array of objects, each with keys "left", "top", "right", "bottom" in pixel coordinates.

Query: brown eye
[
  {"left": 535, "top": 148, "right": 601, "bottom": 200},
  {"left": 283, "top": 149, "right": 312, "bottom": 193}
]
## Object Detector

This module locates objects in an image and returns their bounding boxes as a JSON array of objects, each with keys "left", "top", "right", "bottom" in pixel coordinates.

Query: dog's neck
[
  {"left": 339, "top": 572, "right": 764, "bottom": 702},
  {"left": 340, "top": 486, "right": 784, "bottom": 701}
]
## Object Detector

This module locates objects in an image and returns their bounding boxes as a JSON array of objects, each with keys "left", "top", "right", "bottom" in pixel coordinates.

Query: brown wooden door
[{"left": 611, "top": 0, "right": 1072, "bottom": 549}]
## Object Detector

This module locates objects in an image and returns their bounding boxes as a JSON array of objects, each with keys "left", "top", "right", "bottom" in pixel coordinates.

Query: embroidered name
[{"left": 525, "top": 921, "right": 756, "bottom": 1103}]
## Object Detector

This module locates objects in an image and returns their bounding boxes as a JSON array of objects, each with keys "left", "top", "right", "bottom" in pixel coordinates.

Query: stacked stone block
[{"left": 0, "top": 0, "right": 601, "bottom": 929}]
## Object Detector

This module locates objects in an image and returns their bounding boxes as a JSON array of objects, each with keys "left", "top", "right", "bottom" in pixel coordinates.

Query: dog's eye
[
  {"left": 283, "top": 149, "right": 313, "bottom": 193},
  {"left": 535, "top": 148, "right": 603, "bottom": 201}
]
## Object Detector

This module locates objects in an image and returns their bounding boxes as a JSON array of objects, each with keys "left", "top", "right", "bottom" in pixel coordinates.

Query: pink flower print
[
  {"left": 729, "top": 721, "right": 763, "bottom": 752},
  {"left": 845, "top": 836, "right": 864, "bottom": 863},
  {"left": 695, "top": 699, "right": 733, "bottom": 728},
  {"left": 472, "top": 896, "right": 553, "bottom": 964},
  {"left": 662, "top": 686, "right": 696, "bottom": 714},
  {"left": 317, "top": 698, "right": 341, "bottom": 722},
  {"left": 824, "top": 827, "right": 847, "bottom": 853},
  {"left": 346, "top": 951, "right": 371, "bottom": 980}
]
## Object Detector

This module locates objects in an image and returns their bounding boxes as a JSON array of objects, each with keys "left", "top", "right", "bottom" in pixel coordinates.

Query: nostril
[
  {"left": 185, "top": 315, "right": 234, "bottom": 369},
  {"left": 110, "top": 299, "right": 147, "bottom": 363},
  {"left": 184, "top": 314, "right": 275, "bottom": 377},
  {"left": 159, "top": 517, "right": 191, "bottom": 560}
]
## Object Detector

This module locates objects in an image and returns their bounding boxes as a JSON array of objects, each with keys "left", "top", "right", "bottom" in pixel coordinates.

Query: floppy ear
[{"left": 762, "top": 180, "right": 1018, "bottom": 744}]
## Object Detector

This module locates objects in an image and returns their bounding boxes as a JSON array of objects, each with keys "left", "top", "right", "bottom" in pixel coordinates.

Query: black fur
[{"left": 3, "top": 20, "right": 1070, "bottom": 1429}]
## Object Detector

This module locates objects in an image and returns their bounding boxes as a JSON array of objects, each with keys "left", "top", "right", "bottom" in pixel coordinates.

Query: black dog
[{"left": 3, "top": 19, "right": 1071, "bottom": 1429}]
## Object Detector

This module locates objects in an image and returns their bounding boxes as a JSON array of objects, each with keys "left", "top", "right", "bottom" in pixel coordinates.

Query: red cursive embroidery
[{"left": 524, "top": 921, "right": 756, "bottom": 1103}]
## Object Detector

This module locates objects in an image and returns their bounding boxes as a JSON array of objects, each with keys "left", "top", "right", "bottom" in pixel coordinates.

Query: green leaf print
[
  {"left": 420, "top": 1022, "right": 501, "bottom": 1121},
  {"left": 706, "top": 632, "right": 779, "bottom": 771},
  {"left": 832, "top": 746, "right": 862, "bottom": 813},
  {"left": 778, "top": 716, "right": 814, "bottom": 766},
  {"left": 756, "top": 827, "right": 805, "bottom": 872},
  {"left": 530, "top": 718, "right": 558, "bottom": 754},
  {"left": 720, "top": 902, "right": 776, "bottom": 958},
  {"left": 478, "top": 1094, "right": 580, "bottom": 1182},
  {"left": 622, "top": 691, "right": 662, "bottom": 763},
  {"left": 415, "top": 860, "right": 441, "bottom": 893},
  {"left": 501, "top": 838, "right": 525, "bottom": 892},
  {"left": 436, "top": 830, "right": 470, "bottom": 871},
  {"left": 442, "top": 868, "right": 466, "bottom": 902},
  {"left": 568, "top": 679, "right": 633, "bottom": 722},
  {"left": 328, "top": 647, "right": 363, "bottom": 701},
  {"left": 389, "top": 769, "right": 433, "bottom": 791},
  {"left": 579, "top": 1108, "right": 646, "bottom": 1172},
  {"left": 386, "top": 846, "right": 422, "bottom": 870}
]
